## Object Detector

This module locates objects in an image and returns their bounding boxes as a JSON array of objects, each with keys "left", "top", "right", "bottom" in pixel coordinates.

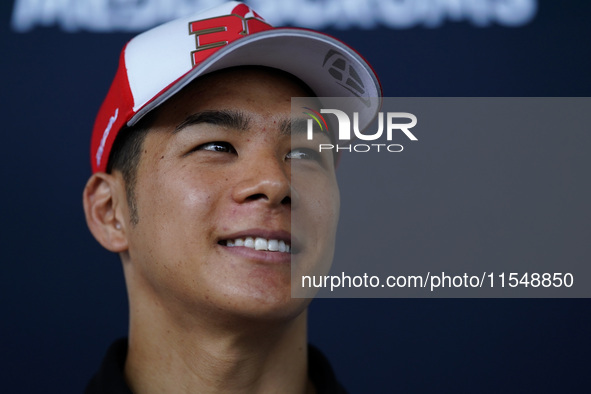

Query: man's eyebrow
[{"left": 174, "top": 110, "right": 250, "bottom": 133}]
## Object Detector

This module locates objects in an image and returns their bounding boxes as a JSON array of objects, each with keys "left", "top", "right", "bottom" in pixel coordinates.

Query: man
[{"left": 83, "top": 2, "right": 380, "bottom": 393}]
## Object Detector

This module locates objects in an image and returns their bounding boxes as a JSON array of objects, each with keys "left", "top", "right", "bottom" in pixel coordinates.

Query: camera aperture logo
[
  {"left": 302, "top": 107, "right": 329, "bottom": 134},
  {"left": 304, "top": 108, "right": 418, "bottom": 153}
]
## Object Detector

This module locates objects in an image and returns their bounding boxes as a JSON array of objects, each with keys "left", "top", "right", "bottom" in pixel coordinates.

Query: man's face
[{"left": 121, "top": 67, "right": 339, "bottom": 322}]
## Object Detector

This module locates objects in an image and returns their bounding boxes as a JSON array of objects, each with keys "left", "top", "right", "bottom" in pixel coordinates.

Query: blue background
[{"left": 1, "top": 1, "right": 590, "bottom": 392}]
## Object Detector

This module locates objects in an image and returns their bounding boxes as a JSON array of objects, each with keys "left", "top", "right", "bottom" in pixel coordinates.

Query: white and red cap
[{"left": 90, "top": 1, "right": 382, "bottom": 173}]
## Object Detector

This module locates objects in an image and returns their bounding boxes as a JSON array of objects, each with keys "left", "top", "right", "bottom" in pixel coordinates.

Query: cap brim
[{"left": 129, "top": 28, "right": 382, "bottom": 130}]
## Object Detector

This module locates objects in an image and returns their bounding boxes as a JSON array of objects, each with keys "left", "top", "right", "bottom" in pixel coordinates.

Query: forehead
[{"left": 150, "top": 66, "right": 316, "bottom": 128}]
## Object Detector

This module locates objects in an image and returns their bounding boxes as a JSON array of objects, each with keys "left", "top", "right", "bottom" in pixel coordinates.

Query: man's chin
[{"left": 199, "top": 290, "right": 311, "bottom": 328}]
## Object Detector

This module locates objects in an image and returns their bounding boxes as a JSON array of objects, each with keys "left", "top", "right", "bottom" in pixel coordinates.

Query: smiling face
[{"left": 120, "top": 67, "right": 339, "bottom": 323}]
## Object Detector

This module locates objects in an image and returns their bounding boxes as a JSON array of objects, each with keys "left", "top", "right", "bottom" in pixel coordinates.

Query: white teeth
[
  {"left": 244, "top": 237, "right": 254, "bottom": 248},
  {"left": 254, "top": 237, "right": 267, "bottom": 250},
  {"left": 224, "top": 237, "right": 291, "bottom": 252},
  {"left": 268, "top": 239, "right": 279, "bottom": 251}
]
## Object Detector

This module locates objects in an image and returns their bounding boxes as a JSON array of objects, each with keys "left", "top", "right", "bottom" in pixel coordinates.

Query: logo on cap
[
  {"left": 323, "top": 49, "right": 369, "bottom": 106},
  {"left": 96, "top": 108, "right": 119, "bottom": 168},
  {"left": 188, "top": 4, "right": 272, "bottom": 66}
]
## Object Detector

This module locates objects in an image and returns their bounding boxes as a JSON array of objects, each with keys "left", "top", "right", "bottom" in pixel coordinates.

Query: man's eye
[
  {"left": 195, "top": 141, "right": 236, "bottom": 154},
  {"left": 286, "top": 148, "right": 320, "bottom": 161}
]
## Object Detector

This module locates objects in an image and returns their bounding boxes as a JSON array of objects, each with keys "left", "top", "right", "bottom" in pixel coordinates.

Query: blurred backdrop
[{"left": 1, "top": 1, "right": 590, "bottom": 392}]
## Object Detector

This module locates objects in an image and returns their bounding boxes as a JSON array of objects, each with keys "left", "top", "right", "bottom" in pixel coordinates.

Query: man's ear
[{"left": 83, "top": 172, "right": 129, "bottom": 253}]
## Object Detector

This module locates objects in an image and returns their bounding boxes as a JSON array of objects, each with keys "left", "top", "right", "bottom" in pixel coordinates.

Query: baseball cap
[{"left": 90, "top": 1, "right": 382, "bottom": 173}]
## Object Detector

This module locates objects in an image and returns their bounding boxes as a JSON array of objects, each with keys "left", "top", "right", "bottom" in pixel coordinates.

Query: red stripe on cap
[
  {"left": 231, "top": 3, "right": 251, "bottom": 17},
  {"left": 90, "top": 44, "right": 135, "bottom": 173}
]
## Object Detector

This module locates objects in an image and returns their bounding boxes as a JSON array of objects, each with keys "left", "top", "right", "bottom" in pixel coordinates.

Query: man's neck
[{"left": 124, "top": 304, "right": 312, "bottom": 394}]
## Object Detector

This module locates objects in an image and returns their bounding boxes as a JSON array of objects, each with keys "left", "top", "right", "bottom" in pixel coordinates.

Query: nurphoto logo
[{"left": 304, "top": 108, "right": 418, "bottom": 153}]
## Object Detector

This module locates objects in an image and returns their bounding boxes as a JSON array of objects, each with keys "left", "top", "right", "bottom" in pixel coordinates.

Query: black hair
[{"left": 105, "top": 113, "right": 154, "bottom": 225}]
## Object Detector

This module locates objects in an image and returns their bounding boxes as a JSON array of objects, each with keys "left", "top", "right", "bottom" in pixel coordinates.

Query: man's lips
[{"left": 217, "top": 229, "right": 297, "bottom": 254}]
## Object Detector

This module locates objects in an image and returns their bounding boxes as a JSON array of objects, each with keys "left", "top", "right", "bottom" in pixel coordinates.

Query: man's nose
[{"left": 231, "top": 153, "right": 292, "bottom": 207}]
